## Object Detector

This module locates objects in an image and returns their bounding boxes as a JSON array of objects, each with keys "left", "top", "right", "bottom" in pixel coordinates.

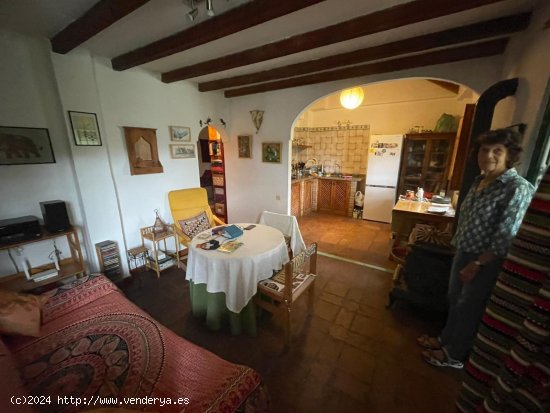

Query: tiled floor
[{"left": 120, "top": 213, "right": 462, "bottom": 412}]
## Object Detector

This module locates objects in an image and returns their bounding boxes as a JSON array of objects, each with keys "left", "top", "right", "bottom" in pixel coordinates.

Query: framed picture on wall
[
  {"left": 170, "top": 143, "right": 195, "bottom": 159},
  {"left": 262, "top": 142, "right": 281, "bottom": 163},
  {"left": 0, "top": 126, "right": 56, "bottom": 165},
  {"left": 68, "top": 111, "right": 102, "bottom": 146},
  {"left": 238, "top": 134, "right": 252, "bottom": 158},
  {"left": 169, "top": 126, "right": 191, "bottom": 142}
]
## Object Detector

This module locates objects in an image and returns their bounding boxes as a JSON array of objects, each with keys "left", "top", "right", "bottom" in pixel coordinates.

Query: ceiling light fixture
[
  {"left": 206, "top": 0, "right": 214, "bottom": 17},
  {"left": 340, "top": 87, "right": 364, "bottom": 110}
]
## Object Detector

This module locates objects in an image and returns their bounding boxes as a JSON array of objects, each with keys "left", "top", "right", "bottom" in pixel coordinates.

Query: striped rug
[{"left": 456, "top": 169, "right": 550, "bottom": 412}]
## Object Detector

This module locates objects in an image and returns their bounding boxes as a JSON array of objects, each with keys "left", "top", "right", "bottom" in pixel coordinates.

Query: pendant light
[{"left": 340, "top": 87, "right": 364, "bottom": 110}]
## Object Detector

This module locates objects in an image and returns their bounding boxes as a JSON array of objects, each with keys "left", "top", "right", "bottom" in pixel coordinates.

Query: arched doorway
[
  {"left": 290, "top": 77, "right": 479, "bottom": 221},
  {"left": 197, "top": 125, "right": 228, "bottom": 222}
]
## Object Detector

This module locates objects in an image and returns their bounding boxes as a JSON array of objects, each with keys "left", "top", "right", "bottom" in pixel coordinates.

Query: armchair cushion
[{"left": 179, "top": 211, "right": 211, "bottom": 239}]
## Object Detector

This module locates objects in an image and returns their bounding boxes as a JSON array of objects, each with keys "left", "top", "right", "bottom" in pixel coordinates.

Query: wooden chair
[
  {"left": 168, "top": 187, "right": 225, "bottom": 248},
  {"left": 254, "top": 242, "right": 318, "bottom": 348}
]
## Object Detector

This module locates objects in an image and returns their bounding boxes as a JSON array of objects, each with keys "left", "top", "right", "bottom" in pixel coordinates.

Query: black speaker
[{"left": 40, "top": 200, "right": 71, "bottom": 232}]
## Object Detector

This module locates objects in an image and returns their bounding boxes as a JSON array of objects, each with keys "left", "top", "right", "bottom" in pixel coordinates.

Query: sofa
[{"left": 0, "top": 274, "right": 268, "bottom": 412}]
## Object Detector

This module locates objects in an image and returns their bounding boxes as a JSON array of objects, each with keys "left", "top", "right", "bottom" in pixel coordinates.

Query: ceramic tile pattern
[{"left": 120, "top": 213, "right": 462, "bottom": 413}]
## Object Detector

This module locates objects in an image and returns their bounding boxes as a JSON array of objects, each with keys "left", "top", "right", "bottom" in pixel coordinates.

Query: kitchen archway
[{"left": 290, "top": 77, "right": 478, "bottom": 268}]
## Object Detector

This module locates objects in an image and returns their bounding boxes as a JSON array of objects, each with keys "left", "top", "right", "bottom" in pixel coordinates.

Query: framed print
[
  {"left": 170, "top": 143, "right": 195, "bottom": 159},
  {"left": 0, "top": 126, "right": 55, "bottom": 165},
  {"left": 262, "top": 142, "right": 282, "bottom": 163},
  {"left": 238, "top": 134, "right": 252, "bottom": 158},
  {"left": 170, "top": 126, "right": 191, "bottom": 142},
  {"left": 68, "top": 111, "right": 102, "bottom": 146}
]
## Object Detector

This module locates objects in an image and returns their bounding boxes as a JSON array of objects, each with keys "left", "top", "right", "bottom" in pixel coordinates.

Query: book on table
[{"left": 217, "top": 240, "right": 244, "bottom": 253}]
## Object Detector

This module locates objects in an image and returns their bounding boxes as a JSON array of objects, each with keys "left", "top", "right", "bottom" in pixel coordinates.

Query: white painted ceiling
[{"left": 0, "top": 0, "right": 542, "bottom": 85}]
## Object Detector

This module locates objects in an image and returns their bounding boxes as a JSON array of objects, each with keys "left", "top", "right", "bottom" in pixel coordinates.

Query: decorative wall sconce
[
  {"left": 199, "top": 117, "right": 212, "bottom": 127},
  {"left": 250, "top": 110, "right": 264, "bottom": 134}
]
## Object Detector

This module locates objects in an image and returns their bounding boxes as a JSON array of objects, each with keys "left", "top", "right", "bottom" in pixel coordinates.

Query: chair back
[
  {"left": 168, "top": 188, "right": 224, "bottom": 245},
  {"left": 259, "top": 211, "right": 306, "bottom": 255}
]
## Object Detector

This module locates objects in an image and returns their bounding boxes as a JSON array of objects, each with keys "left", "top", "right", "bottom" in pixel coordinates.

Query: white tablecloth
[{"left": 187, "top": 224, "right": 289, "bottom": 313}]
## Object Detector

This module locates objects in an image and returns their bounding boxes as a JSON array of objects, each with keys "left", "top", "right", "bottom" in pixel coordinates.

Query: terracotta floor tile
[{"left": 119, "top": 212, "right": 461, "bottom": 413}]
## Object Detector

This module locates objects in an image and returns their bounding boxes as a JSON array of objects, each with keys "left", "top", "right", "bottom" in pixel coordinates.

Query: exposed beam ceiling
[
  {"left": 111, "top": 0, "right": 326, "bottom": 71},
  {"left": 162, "top": 0, "right": 506, "bottom": 83},
  {"left": 223, "top": 38, "right": 509, "bottom": 97},
  {"left": 198, "top": 13, "right": 530, "bottom": 92},
  {"left": 428, "top": 80, "right": 461, "bottom": 94},
  {"left": 51, "top": 0, "right": 151, "bottom": 54}
]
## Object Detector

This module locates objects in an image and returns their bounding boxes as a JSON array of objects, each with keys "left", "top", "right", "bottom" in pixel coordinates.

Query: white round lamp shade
[{"left": 340, "top": 87, "right": 364, "bottom": 109}]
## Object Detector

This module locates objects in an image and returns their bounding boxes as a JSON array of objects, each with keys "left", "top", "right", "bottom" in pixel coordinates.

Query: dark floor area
[{"left": 119, "top": 215, "right": 462, "bottom": 412}]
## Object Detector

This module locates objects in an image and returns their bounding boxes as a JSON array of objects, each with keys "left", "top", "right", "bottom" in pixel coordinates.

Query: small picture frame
[
  {"left": 238, "top": 134, "right": 252, "bottom": 158},
  {"left": 262, "top": 142, "right": 282, "bottom": 163},
  {"left": 170, "top": 143, "right": 195, "bottom": 159},
  {"left": 68, "top": 111, "right": 102, "bottom": 146},
  {"left": 170, "top": 126, "right": 191, "bottom": 142}
]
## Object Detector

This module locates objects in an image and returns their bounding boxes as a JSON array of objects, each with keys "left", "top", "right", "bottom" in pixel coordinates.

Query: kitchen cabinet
[
  {"left": 318, "top": 179, "right": 350, "bottom": 216},
  {"left": 303, "top": 179, "right": 313, "bottom": 215},
  {"left": 291, "top": 182, "right": 301, "bottom": 217},
  {"left": 397, "top": 132, "right": 455, "bottom": 197}
]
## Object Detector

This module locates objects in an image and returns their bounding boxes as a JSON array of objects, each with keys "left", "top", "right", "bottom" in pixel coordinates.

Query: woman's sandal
[
  {"left": 416, "top": 334, "right": 442, "bottom": 350},
  {"left": 422, "top": 348, "right": 463, "bottom": 369}
]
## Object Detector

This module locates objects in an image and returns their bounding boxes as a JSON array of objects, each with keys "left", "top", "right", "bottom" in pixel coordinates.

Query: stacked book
[
  {"left": 95, "top": 240, "right": 122, "bottom": 279},
  {"left": 148, "top": 255, "right": 174, "bottom": 271}
]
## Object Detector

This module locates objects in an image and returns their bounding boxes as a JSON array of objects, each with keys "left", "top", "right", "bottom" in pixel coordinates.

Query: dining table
[{"left": 186, "top": 223, "right": 289, "bottom": 335}]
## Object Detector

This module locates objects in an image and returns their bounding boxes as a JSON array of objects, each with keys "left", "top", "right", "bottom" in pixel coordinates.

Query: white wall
[
  {"left": 225, "top": 57, "right": 502, "bottom": 224},
  {"left": 0, "top": 32, "right": 228, "bottom": 277},
  {"left": 0, "top": 32, "right": 85, "bottom": 275}
]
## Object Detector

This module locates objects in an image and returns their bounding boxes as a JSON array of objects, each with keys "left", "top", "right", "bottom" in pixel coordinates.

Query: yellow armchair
[{"left": 168, "top": 188, "right": 225, "bottom": 247}]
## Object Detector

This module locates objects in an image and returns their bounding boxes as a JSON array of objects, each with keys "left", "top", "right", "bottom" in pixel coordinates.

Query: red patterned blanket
[{"left": 5, "top": 275, "right": 265, "bottom": 413}]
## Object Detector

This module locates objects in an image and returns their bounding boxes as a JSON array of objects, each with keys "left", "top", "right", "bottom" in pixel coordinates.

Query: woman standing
[{"left": 418, "top": 128, "right": 534, "bottom": 368}]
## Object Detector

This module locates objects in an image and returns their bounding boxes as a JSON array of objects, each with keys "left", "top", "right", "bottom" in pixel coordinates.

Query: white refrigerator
[{"left": 362, "top": 134, "right": 404, "bottom": 223}]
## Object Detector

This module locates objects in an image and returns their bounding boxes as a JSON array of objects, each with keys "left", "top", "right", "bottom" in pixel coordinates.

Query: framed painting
[
  {"left": 68, "top": 111, "right": 102, "bottom": 146},
  {"left": 262, "top": 142, "right": 282, "bottom": 163},
  {"left": 170, "top": 126, "right": 191, "bottom": 142},
  {"left": 0, "top": 126, "right": 55, "bottom": 165},
  {"left": 238, "top": 134, "right": 252, "bottom": 158},
  {"left": 170, "top": 143, "right": 195, "bottom": 159}
]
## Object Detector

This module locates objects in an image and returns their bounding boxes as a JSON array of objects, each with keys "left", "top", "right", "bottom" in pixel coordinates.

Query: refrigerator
[{"left": 362, "top": 134, "right": 404, "bottom": 223}]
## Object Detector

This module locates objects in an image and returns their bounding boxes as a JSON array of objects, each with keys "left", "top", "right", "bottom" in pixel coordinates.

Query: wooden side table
[{"left": 140, "top": 224, "right": 183, "bottom": 278}]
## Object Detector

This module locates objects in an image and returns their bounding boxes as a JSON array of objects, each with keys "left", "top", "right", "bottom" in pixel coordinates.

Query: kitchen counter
[{"left": 291, "top": 175, "right": 364, "bottom": 183}]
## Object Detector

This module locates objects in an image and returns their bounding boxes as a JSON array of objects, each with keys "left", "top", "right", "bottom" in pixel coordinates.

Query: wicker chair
[{"left": 254, "top": 242, "right": 317, "bottom": 348}]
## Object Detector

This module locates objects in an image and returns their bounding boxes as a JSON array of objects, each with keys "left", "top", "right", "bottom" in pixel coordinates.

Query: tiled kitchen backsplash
[{"left": 293, "top": 125, "right": 370, "bottom": 175}]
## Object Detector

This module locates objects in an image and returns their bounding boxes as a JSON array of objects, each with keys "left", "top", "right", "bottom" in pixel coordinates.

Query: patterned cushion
[
  {"left": 179, "top": 211, "right": 211, "bottom": 239},
  {"left": 0, "top": 289, "right": 48, "bottom": 337},
  {"left": 259, "top": 271, "right": 313, "bottom": 294}
]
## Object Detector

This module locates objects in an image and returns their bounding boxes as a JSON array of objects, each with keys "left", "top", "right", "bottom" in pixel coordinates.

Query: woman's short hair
[{"left": 474, "top": 128, "right": 523, "bottom": 168}]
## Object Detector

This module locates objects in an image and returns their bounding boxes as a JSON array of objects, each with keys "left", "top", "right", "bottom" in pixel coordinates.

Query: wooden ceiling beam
[
  {"left": 162, "top": 0, "right": 506, "bottom": 83},
  {"left": 199, "top": 13, "right": 530, "bottom": 92},
  {"left": 51, "top": 0, "right": 151, "bottom": 54},
  {"left": 428, "top": 80, "right": 460, "bottom": 94},
  {"left": 223, "top": 38, "right": 509, "bottom": 98},
  {"left": 111, "top": 0, "right": 325, "bottom": 71}
]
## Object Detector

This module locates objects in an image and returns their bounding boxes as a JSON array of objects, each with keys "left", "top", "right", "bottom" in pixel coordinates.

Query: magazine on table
[{"left": 217, "top": 240, "right": 244, "bottom": 253}]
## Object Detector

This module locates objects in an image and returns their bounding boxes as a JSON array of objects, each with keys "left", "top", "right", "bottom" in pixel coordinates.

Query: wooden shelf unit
[
  {"left": 210, "top": 140, "right": 228, "bottom": 222},
  {"left": 140, "top": 224, "right": 183, "bottom": 278},
  {"left": 95, "top": 240, "right": 122, "bottom": 281},
  {"left": 0, "top": 226, "right": 85, "bottom": 292}
]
